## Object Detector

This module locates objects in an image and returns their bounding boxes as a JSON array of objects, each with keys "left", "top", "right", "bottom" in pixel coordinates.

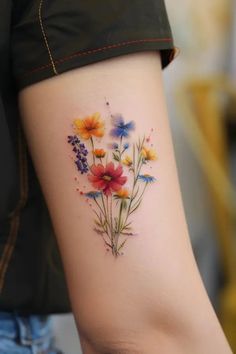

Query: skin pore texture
[{"left": 18, "top": 52, "right": 232, "bottom": 354}]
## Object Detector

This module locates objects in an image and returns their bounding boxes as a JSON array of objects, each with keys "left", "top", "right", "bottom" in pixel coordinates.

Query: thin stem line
[
  {"left": 92, "top": 209, "right": 110, "bottom": 239},
  {"left": 117, "top": 200, "right": 123, "bottom": 234},
  {"left": 118, "top": 136, "right": 123, "bottom": 161},
  {"left": 104, "top": 195, "right": 113, "bottom": 241},
  {"left": 130, "top": 182, "right": 147, "bottom": 213},
  {"left": 94, "top": 198, "right": 107, "bottom": 224},
  {"left": 122, "top": 138, "right": 145, "bottom": 228},
  {"left": 110, "top": 196, "right": 114, "bottom": 240},
  {"left": 90, "top": 137, "right": 95, "bottom": 164}
]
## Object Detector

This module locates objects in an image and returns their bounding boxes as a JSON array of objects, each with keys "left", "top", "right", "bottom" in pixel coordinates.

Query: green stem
[
  {"left": 132, "top": 143, "right": 136, "bottom": 175},
  {"left": 101, "top": 194, "right": 112, "bottom": 237},
  {"left": 122, "top": 139, "right": 145, "bottom": 229},
  {"left": 134, "top": 160, "right": 143, "bottom": 186},
  {"left": 130, "top": 182, "right": 147, "bottom": 213},
  {"left": 118, "top": 136, "right": 123, "bottom": 161},
  {"left": 90, "top": 137, "right": 95, "bottom": 164},
  {"left": 93, "top": 198, "right": 109, "bottom": 234},
  {"left": 117, "top": 200, "right": 123, "bottom": 234},
  {"left": 105, "top": 195, "right": 113, "bottom": 242},
  {"left": 110, "top": 196, "right": 114, "bottom": 238},
  {"left": 92, "top": 209, "right": 110, "bottom": 239},
  {"left": 101, "top": 194, "right": 107, "bottom": 219},
  {"left": 111, "top": 198, "right": 125, "bottom": 256}
]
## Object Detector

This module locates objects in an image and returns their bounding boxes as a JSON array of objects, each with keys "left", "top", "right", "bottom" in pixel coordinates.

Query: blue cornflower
[
  {"left": 138, "top": 174, "right": 156, "bottom": 183},
  {"left": 85, "top": 191, "right": 102, "bottom": 199},
  {"left": 123, "top": 143, "right": 129, "bottom": 150},
  {"left": 110, "top": 114, "right": 135, "bottom": 138}
]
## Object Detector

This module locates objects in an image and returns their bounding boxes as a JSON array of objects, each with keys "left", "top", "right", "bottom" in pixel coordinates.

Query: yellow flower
[
  {"left": 122, "top": 155, "right": 132, "bottom": 167},
  {"left": 93, "top": 149, "right": 106, "bottom": 158},
  {"left": 141, "top": 147, "right": 157, "bottom": 161},
  {"left": 115, "top": 188, "right": 130, "bottom": 199},
  {"left": 73, "top": 112, "right": 105, "bottom": 140}
]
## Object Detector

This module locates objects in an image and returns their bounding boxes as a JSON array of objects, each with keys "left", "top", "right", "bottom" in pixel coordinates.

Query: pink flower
[{"left": 88, "top": 162, "right": 127, "bottom": 196}]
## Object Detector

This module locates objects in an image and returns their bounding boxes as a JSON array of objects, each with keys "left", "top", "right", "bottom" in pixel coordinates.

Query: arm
[{"left": 18, "top": 51, "right": 232, "bottom": 354}]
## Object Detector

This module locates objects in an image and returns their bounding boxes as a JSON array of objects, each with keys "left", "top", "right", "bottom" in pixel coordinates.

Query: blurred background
[{"left": 52, "top": 0, "right": 236, "bottom": 352}]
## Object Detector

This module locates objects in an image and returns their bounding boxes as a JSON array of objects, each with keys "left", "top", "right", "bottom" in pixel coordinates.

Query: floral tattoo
[{"left": 67, "top": 101, "right": 157, "bottom": 257}]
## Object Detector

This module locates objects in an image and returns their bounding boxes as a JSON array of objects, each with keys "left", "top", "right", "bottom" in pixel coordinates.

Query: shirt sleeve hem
[{"left": 17, "top": 38, "right": 176, "bottom": 91}]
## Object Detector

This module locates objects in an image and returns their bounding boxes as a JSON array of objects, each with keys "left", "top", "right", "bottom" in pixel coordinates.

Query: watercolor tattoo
[{"left": 67, "top": 101, "right": 157, "bottom": 257}]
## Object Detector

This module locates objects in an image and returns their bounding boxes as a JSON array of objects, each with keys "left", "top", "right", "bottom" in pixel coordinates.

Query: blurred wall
[
  {"left": 164, "top": 0, "right": 232, "bottom": 303},
  {"left": 229, "top": 1, "right": 236, "bottom": 77}
]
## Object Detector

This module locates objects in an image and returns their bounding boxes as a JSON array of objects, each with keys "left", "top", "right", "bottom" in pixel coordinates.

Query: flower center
[{"left": 103, "top": 175, "right": 112, "bottom": 181}]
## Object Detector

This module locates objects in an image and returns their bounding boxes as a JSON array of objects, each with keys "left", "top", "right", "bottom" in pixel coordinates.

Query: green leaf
[
  {"left": 122, "top": 223, "right": 132, "bottom": 230},
  {"left": 94, "top": 228, "right": 105, "bottom": 235},
  {"left": 118, "top": 238, "right": 128, "bottom": 251},
  {"left": 122, "top": 226, "right": 132, "bottom": 231},
  {"left": 112, "top": 153, "right": 120, "bottom": 161},
  {"left": 95, "top": 220, "right": 102, "bottom": 227},
  {"left": 123, "top": 221, "right": 132, "bottom": 228},
  {"left": 120, "top": 232, "right": 134, "bottom": 236}
]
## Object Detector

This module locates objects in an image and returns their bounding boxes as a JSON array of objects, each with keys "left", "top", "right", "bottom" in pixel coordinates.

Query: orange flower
[
  {"left": 73, "top": 112, "right": 105, "bottom": 139},
  {"left": 93, "top": 149, "right": 106, "bottom": 158},
  {"left": 115, "top": 188, "right": 130, "bottom": 199},
  {"left": 141, "top": 147, "right": 157, "bottom": 161}
]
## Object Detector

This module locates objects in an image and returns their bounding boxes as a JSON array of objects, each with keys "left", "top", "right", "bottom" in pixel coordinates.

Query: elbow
[
  {"left": 80, "top": 331, "right": 159, "bottom": 354},
  {"left": 76, "top": 310, "right": 174, "bottom": 354}
]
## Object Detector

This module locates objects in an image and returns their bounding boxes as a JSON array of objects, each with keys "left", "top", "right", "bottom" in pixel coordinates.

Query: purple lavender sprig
[{"left": 67, "top": 135, "right": 89, "bottom": 174}]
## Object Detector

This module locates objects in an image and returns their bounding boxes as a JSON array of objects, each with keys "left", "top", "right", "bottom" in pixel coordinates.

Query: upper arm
[
  {"left": 17, "top": 52, "right": 229, "bottom": 353},
  {"left": 19, "top": 50, "right": 184, "bottom": 347}
]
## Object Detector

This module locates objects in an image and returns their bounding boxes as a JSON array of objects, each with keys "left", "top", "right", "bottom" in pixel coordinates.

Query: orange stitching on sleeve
[
  {"left": 22, "top": 37, "right": 173, "bottom": 76},
  {"left": 38, "top": 0, "right": 58, "bottom": 75}
]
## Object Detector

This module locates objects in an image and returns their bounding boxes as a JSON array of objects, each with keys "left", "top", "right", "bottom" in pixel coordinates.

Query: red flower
[{"left": 88, "top": 162, "right": 127, "bottom": 196}]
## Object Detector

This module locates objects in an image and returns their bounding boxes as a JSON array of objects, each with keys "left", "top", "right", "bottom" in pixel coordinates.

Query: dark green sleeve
[{"left": 11, "top": 0, "right": 176, "bottom": 91}]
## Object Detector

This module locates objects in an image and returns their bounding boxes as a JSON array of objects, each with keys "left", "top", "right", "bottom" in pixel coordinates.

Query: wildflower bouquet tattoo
[{"left": 67, "top": 104, "right": 157, "bottom": 257}]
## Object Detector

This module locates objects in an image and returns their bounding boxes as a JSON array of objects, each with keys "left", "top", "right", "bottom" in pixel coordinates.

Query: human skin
[{"left": 18, "top": 51, "right": 232, "bottom": 354}]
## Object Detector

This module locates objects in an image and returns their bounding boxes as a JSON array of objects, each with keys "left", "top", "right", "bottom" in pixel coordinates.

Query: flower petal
[
  {"left": 93, "top": 128, "right": 104, "bottom": 137},
  {"left": 87, "top": 174, "right": 97, "bottom": 182},
  {"left": 112, "top": 114, "right": 124, "bottom": 127},
  {"left": 93, "top": 180, "right": 107, "bottom": 189},
  {"left": 116, "top": 176, "right": 127, "bottom": 185},
  {"left": 124, "top": 121, "right": 135, "bottom": 131},
  {"left": 109, "top": 181, "right": 124, "bottom": 191},
  {"left": 114, "top": 164, "right": 123, "bottom": 177},
  {"left": 73, "top": 119, "right": 84, "bottom": 129},
  {"left": 105, "top": 161, "right": 115, "bottom": 175},
  {"left": 88, "top": 175, "right": 106, "bottom": 189},
  {"left": 103, "top": 186, "right": 112, "bottom": 196},
  {"left": 90, "top": 164, "right": 105, "bottom": 176}
]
